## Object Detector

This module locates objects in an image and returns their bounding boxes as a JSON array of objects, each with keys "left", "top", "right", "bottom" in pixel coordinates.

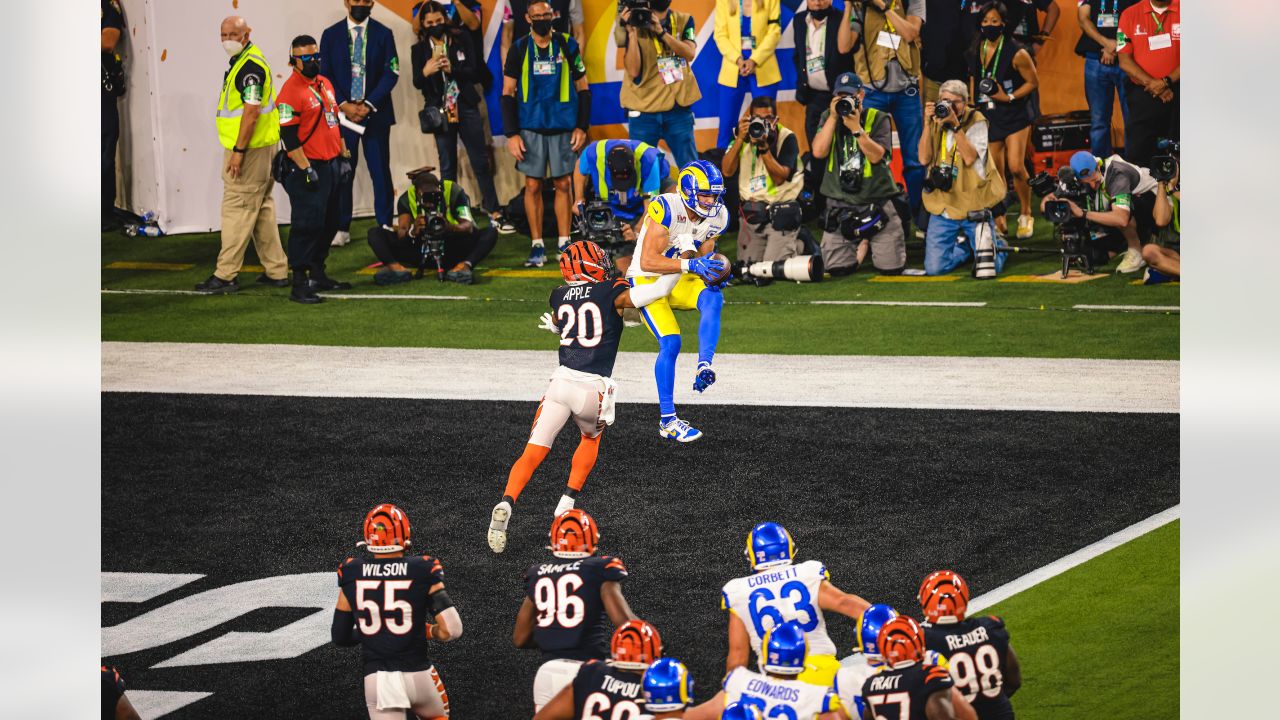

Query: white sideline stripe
[
  {"left": 1073, "top": 304, "right": 1181, "bottom": 312},
  {"left": 126, "top": 691, "right": 212, "bottom": 718},
  {"left": 102, "top": 343, "right": 1179, "bottom": 413},
  {"left": 811, "top": 300, "right": 987, "bottom": 308},
  {"left": 968, "top": 505, "right": 1181, "bottom": 614},
  {"left": 101, "top": 288, "right": 470, "bottom": 301},
  {"left": 101, "top": 572, "right": 204, "bottom": 603}
]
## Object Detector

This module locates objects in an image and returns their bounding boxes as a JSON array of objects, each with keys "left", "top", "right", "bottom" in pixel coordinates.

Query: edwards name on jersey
[
  {"left": 861, "top": 662, "right": 955, "bottom": 720},
  {"left": 337, "top": 554, "right": 446, "bottom": 673},
  {"left": 550, "top": 278, "right": 631, "bottom": 378},
  {"left": 572, "top": 659, "right": 646, "bottom": 719},
  {"left": 525, "top": 554, "right": 628, "bottom": 661},
  {"left": 923, "top": 615, "right": 1014, "bottom": 720},
  {"left": 722, "top": 666, "right": 839, "bottom": 719},
  {"left": 721, "top": 559, "right": 837, "bottom": 657}
]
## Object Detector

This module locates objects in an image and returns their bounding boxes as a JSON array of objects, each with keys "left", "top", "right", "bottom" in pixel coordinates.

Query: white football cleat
[
  {"left": 331, "top": 230, "right": 351, "bottom": 247},
  {"left": 659, "top": 417, "right": 704, "bottom": 443},
  {"left": 554, "top": 494, "right": 575, "bottom": 517},
  {"left": 487, "top": 501, "right": 512, "bottom": 554}
]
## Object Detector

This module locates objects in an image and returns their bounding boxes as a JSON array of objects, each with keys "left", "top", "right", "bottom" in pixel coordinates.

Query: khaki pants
[
  {"left": 217, "top": 145, "right": 287, "bottom": 281},
  {"left": 821, "top": 199, "right": 907, "bottom": 273},
  {"left": 738, "top": 217, "right": 804, "bottom": 264}
]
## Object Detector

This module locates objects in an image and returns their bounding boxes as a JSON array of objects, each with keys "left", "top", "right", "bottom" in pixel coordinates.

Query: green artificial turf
[
  {"left": 101, "top": 216, "right": 1179, "bottom": 358},
  {"left": 985, "top": 520, "right": 1180, "bottom": 719}
]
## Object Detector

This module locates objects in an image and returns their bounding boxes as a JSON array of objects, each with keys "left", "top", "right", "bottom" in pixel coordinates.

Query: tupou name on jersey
[
  {"left": 362, "top": 562, "right": 408, "bottom": 577},
  {"left": 600, "top": 675, "right": 641, "bottom": 698},
  {"left": 747, "top": 566, "right": 798, "bottom": 588},
  {"left": 867, "top": 674, "right": 902, "bottom": 692},
  {"left": 945, "top": 625, "right": 990, "bottom": 652},
  {"left": 537, "top": 560, "right": 583, "bottom": 575},
  {"left": 561, "top": 285, "right": 595, "bottom": 302},
  {"left": 746, "top": 678, "right": 801, "bottom": 702}
]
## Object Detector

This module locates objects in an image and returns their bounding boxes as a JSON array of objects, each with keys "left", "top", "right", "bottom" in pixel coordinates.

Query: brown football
[{"left": 703, "top": 252, "right": 733, "bottom": 286}]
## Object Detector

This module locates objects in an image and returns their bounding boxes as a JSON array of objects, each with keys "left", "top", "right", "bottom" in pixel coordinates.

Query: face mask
[
  {"left": 980, "top": 25, "right": 1004, "bottom": 41},
  {"left": 531, "top": 19, "right": 554, "bottom": 37},
  {"left": 426, "top": 25, "right": 447, "bottom": 39},
  {"left": 222, "top": 39, "right": 245, "bottom": 57},
  {"left": 298, "top": 59, "right": 320, "bottom": 79},
  {"left": 651, "top": 0, "right": 672, "bottom": 11},
  {"left": 349, "top": 5, "right": 372, "bottom": 23},
  {"left": 810, "top": 6, "right": 832, "bottom": 21}
]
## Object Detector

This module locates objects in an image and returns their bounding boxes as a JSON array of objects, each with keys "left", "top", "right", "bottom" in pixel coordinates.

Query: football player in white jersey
[
  {"left": 627, "top": 159, "right": 731, "bottom": 443},
  {"left": 829, "top": 604, "right": 900, "bottom": 720},
  {"left": 684, "top": 621, "right": 843, "bottom": 720},
  {"left": 721, "top": 522, "right": 872, "bottom": 687}
]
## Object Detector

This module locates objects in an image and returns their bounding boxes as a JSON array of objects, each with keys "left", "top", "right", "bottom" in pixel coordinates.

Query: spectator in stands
[
  {"left": 1004, "top": 0, "right": 1059, "bottom": 57},
  {"left": 573, "top": 139, "right": 671, "bottom": 275},
  {"left": 922, "top": 0, "right": 975, "bottom": 106},
  {"left": 1117, "top": 0, "right": 1179, "bottom": 167},
  {"left": 722, "top": 96, "right": 805, "bottom": 278},
  {"left": 101, "top": 0, "right": 126, "bottom": 232},
  {"left": 918, "top": 80, "right": 1008, "bottom": 276},
  {"left": 320, "top": 0, "right": 400, "bottom": 248},
  {"left": 412, "top": 3, "right": 507, "bottom": 233},
  {"left": 792, "top": 0, "right": 852, "bottom": 147},
  {"left": 811, "top": 72, "right": 906, "bottom": 276},
  {"left": 1144, "top": 165, "right": 1179, "bottom": 282},
  {"left": 368, "top": 169, "right": 496, "bottom": 285},
  {"left": 840, "top": 0, "right": 927, "bottom": 217},
  {"left": 713, "top": 0, "right": 783, "bottom": 149},
  {"left": 501, "top": 0, "right": 584, "bottom": 65},
  {"left": 502, "top": 0, "right": 590, "bottom": 267},
  {"left": 1048, "top": 150, "right": 1157, "bottom": 274},
  {"left": 969, "top": 2, "right": 1039, "bottom": 240},
  {"left": 1076, "top": 0, "right": 1139, "bottom": 157},
  {"left": 198, "top": 15, "right": 289, "bottom": 295},
  {"left": 614, "top": 1, "right": 701, "bottom": 170}
]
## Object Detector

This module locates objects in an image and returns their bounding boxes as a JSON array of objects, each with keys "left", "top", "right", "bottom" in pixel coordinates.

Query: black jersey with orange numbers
[
  {"left": 572, "top": 660, "right": 646, "bottom": 720},
  {"left": 101, "top": 665, "right": 125, "bottom": 720},
  {"left": 861, "top": 661, "right": 955, "bottom": 720},
  {"left": 524, "top": 554, "right": 628, "bottom": 662},
  {"left": 549, "top": 279, "right": 630, "bottom": 377},
  {"left": 337, "top": 554, "right": 446, "bottom": 673},
  {"left": 923, "top": 616, "right": 1015, "bottom": 720}
]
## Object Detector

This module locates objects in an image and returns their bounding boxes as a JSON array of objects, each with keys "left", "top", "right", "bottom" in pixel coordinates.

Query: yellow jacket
[{"left": 713, "top": 0, "right": 782, "bottom": 88}]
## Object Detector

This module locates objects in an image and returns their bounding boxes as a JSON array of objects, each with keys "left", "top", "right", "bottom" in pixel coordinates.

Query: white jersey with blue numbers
[
  {"left": 832, "top": 654, "right": 881, "bottom": 720},
  {"left": 628, "top": 192, "right": 729, "bottom": 278},
  {"left": 721, "top": 560, "right": 837, "bottom": 659},
  {"left": 722, "top": 666, "right": 839, "bottom": 720}
]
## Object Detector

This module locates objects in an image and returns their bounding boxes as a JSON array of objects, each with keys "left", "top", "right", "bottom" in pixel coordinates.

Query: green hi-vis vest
[
  {"left": 820, "top": 108, "right": 899, "bottom": 204},
  {"left": 519, "top": 33, "right": 578, "bottom": 131},
  {"left": 594, "top": 140, "right": 653, "bottom": 199},
  {"left": 216, "top": 44, "right": 279, "bottom": 150},
  {"left": 739, "top": 125, "right": 805, "bottom": 203},
  {"left": 405, "top": 181, "right": 460, "bottom": 224},
  {"left": 1170, "top": 193, "right": 1180, "bottom": 234}
]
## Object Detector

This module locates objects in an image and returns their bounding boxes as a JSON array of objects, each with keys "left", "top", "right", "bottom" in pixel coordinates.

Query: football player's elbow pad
[
  {"left": 435, "top": 606, "right": 463, "bottom": 641},
  {"left": 331, "top": 609, "right": 360, "bottom": 647}
]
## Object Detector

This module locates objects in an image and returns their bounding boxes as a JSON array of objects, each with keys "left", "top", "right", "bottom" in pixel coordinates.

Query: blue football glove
[{"left": 687, "top": 252, "right": 725, "bottom": 283}]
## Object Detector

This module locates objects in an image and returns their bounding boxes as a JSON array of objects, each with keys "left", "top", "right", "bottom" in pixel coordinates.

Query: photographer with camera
[
  {"left": 573, "top": 139, "right": 671, "bottom": 275},
  {"left": 1143, "top": 157, "right": 1179, "bottom": 282},
  {"left": 918, "top": 80, "right": 1008, "bottom": 276},
  {"left": 614, "top": 0, "right": 701, "bottom": 170},
  {"left": 721, "top": 96, "right": 805, "bottom": 279},
  {"left": 811, "top": 72, "right": 906, "bottom": 276},
  {"left": 1043, "top": 150, "right": 1158, "bottom": 274},
  {"left": 367, "top": 168, "right": 496, "bottom": 285}
]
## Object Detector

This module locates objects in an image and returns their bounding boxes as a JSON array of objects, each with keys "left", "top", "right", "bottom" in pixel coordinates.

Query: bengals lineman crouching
[
  {"left": 332, "top": 504, "right": 462, "bottom": 720},
  {"left": 534, "top": 619, "right": 664, "bottom": 720}
]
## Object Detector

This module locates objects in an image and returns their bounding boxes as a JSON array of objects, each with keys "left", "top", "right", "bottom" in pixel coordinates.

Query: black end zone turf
[{"left": 102, "top": 393, "right": 1178, "bottom": 718}]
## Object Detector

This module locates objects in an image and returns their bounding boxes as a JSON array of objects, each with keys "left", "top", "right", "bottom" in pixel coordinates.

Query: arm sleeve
[
  {"left": 331, "top": 609, "right": 360, "bottom": 646},
  {"left": 871, "top": 114, "right": 894, "bottom": 156},
  {"left": 576, "top": 89, "right": 592, "bottom": 130},
  {"left": 628, "top": 273, "right": 680, "bottom": 307},
  {"left": 102, "top": 1, "right": 124, "bottom": 31},
  {"left": 567, "top": 40, "right": 587, "bottom": 81},
  {"left": 501, "top": 94, "right": 521, "bottom": 136},
  {"left": 600, "top": 555, "right": 629, "bottom": 581},
  {"left": 281, "top": 123, "right": 303, "bottom": 151}
]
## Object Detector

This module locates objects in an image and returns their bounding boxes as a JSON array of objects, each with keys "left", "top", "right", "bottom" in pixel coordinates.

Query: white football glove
[{"left": 538, "top": 312, "right": 561, "bottom": 334}]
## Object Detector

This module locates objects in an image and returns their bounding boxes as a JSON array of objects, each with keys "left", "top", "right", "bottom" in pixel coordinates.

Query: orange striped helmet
[
  {"left": 361, "top": 504, "right": 411, "bottom": 554},
  {"left": 548, "top": 508, "right": 599, "bottom": 559},
  {"left": 559, "top": 240, "right": 612, "bottom": 284},
  {"left": 918, "top": 570, "right": 971, "bottom": 624},
  {"left": 611, "top": 619, "right": 663, "bottom": 670},
  {"left": 877, "top": 615, "right": 926, "bottom": 668}
]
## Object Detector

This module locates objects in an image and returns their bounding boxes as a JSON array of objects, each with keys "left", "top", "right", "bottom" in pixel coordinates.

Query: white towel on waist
[
  {"left": 600, "top": 378, "right": 618, "bottom": 426},
  {"left": 375, "top": 670, "right": 412, "bottom": 710}
]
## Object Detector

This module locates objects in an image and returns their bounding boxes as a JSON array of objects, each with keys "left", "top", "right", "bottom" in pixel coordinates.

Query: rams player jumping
[{"left": 628, "top": 159, "right": 731, "bottom": 443}]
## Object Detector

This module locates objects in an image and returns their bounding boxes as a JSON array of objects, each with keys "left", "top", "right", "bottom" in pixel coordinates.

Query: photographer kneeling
[
  {"left": 1043, "top": 151, "right": 1158, "bottom": 274},
  {"left": 811, "top": 72, "right": 906, "bottom": 276},
  {"left": 1143, "top": 164, "right": 1179, "bottom": 283},
  {"left": 573, "top": 138, "right": 671, "bottom": 276},
  {"left": 919, "top": 79, "right": 1008, "bottom": 277},
  {"left": 367, "top": 168, "right": 496, "bottom": 285},
  {"left": 721, "top": 95, "right": 805, "bottom": 283}
]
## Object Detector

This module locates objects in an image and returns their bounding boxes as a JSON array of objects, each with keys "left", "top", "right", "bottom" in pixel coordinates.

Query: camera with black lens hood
[
  {"left": 624, "top": 0, "right": 653, "bottom": 27},
  {"left": 933, "top": 100, "right": 954, "bottom": 120},
  {"left": 574, "top": 200, "right": 627, "bottom": 260},
  {"left": 923, "top": 164, "right": 957, "bottom": 193},
  {"left": 747, "top": 116, "right": 769, "bottom": 141},
  {"left": 1150, "top": 138, "right": 1180, "bottom": 182},
  {"left": 835, "top": 96, "right": 858, "bottom": 118},
  {"left": 976, "top": 77, "right": 999, "bottom": 110}
]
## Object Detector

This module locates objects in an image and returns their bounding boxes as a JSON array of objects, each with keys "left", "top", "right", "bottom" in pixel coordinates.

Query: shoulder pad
[
  {"left": 721, "top": 589, "right": 731, "bottom": 611},
  {"left": 646, "top": 196, "right": 674, "bottom": 228},
  {"left": 600, "top": 555, "right": 628, "bottom": 576},
  {"left": 924, "top": 664, "right": 953, "bottom": 686},
  {"left": 337, "top": 556, "right": 357, "bottom": 582}
]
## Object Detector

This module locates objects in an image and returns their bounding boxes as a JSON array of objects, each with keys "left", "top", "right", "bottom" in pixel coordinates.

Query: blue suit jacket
[{"left": 319, "top": 18, "right": 399, "bottom": 129}]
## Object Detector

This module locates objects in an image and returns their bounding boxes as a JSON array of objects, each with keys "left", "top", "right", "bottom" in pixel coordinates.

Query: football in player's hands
[{"left": 702, "top": 252, "right": 732, "bottom": 286}]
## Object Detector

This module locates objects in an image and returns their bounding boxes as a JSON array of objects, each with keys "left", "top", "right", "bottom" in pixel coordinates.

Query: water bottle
[
  {"left": 137, "top": 210, "right": 159, "bottom": 224},
  {"left": 124, "top": 224, "right": 164, "bottom": 237}
]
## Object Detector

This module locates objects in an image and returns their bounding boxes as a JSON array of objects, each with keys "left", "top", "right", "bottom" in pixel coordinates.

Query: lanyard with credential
[
  {"left": 652, "top": 14, "right": 672, "bottom": 57},
  {"left": 980, "top": 36, "right": 1005, "bottom": 79},
  {"left": 882, "top": 0, "right": 899, "bottom": 35},
  {"left": 1149, "top": 9, "right": 1166, "bottom": 35},
  {"left": 938, "top": 126, "right": 960, "bottom": 167}
]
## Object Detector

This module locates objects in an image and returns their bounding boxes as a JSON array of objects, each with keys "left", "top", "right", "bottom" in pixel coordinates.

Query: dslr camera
[
  {"left": 1150, "top": 138, "right": 1180, "bottom": 182},
  {"left": 923, "top": 164, "right": 957, "bottom": 193},
  {"left": 976, "top": 77, "right": 999, "bottom": 110},
  {"left": 835, "top": 96, "right": 860, "bottom": 118},
  {"left": 574, "top": 201, "right": 627, "bottom": 259},
  {"left": 413, "top": 189, "right": 449, "bottom": 280},
  {"left": 933, "top": 100, "right": 954, "bottom": 121},
  {"left": 734, "top": 255, "right": 825, "bottom": 284},
  {"left": 624, "top": 0, "right": 653, "bottom": 28},
  {"left": 747, "top": 116, "right": 770, "bottom": 141}
]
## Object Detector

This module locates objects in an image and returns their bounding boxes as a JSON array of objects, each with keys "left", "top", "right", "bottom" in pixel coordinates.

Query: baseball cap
[
  {"left": 607, "top": 144, "right": 637, "bottom": 182},
  {"left": 1070, "top": 151, "right": 1099, "bottom": 178},
  {"left": 834, "top": 72, "right": 863, "bottom": 95}
]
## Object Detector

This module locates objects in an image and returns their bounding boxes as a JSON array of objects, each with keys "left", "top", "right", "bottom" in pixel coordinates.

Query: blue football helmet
[
  {"left": 745, "top": 522, "right": 795, "bottom": 571},
  {"left": 722, "top": 701, "right": 765, "bottom": 720},
  {"left": 643, "top": 657, "right": 694, "bottom": 712},
  {"left": 677, "top": 160, "right": 725, "bottom": 218},
  {"left": 855, "top": 604, "right": 899, "bottom": 662},
  {"left": 761, "top": 620, "right": 807, "bottom": 675}
]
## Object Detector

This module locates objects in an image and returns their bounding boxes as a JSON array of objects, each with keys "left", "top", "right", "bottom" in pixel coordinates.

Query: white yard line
[
  {"left": 968, "top": 505, "right": 1181, "bottom": 613},
  {"left": 811, "top": 300, "right": 987, "bottom": 308},
  {"left": 1073, "top": 304, "right": 1180, "bottom": 312},
  {"left": 102, "top": 343, "right": 1179, "bottom": 413}
]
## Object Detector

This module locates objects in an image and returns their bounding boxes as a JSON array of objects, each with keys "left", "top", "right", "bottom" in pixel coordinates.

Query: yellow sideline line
[
  {"left": 105, "top": 262, "right": 194, "bottom": 271},
  {"left": 869, "top": 275, "right": 959, "bottom": 283}
]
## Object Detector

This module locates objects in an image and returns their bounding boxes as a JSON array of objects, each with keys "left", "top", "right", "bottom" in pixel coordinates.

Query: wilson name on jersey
[
  {"left": 551, "top": 280, "right": 630, "bottom": 377},
  {"left": 572, "top": 660, "right": 646, "bottom": 720},
  {"left": 721, "top": 559, "right": 836, "bottom": 658},
  {"left": 337, "top": 554, "right": 446, "bottom": 673},
  {"left": 524, "top": 555, "right": 628, "bottom": 662},
  {"left": 722, "top": 666, "right": 839, "bottom": 720},
  {"left": 923, "top": 616, "right": 1014, "bottom": 720},
  {"left": 860, "top": 662, "right": 954, "bottom": 720},
  {"left": 629, "top": 193, "right": 729, "bottom": 278}
]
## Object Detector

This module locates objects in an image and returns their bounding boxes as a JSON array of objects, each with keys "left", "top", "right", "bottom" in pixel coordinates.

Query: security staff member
[
  {"left": 199, "top": 15, "right": 289, "bottom": 294},
  {"left": 792, "top": 0, "right": 852, "bottom": 147},
  {"left": 102, "top": 0, "right": 126, "bottom": 232},
  {"left": 278, "top": 35, "right": 354, "bottom": 304},
  {"left": 367, "top": 169, "right": 497, "bottom": 285},
  {"left": 573, "top": 139, "right": 671, "bottom": 275},
  {"left": 722, "top": 96, "right": 805, "bottom": 275}
]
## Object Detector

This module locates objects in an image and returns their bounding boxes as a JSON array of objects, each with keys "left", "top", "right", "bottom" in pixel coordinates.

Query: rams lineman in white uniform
[
  {"left": 628, "top": 159, "right": 730, "bottom": 443},
  {"left": 721, "top": 523, "right": 872, "bottom": 686},
  {"left": 829, "top": 604, "right": 905, "bottom": 720}
]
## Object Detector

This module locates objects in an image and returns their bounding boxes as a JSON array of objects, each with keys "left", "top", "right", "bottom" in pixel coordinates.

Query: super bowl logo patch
[
  {"left": 278, "top": 103, "right": 294, "bottom": 122},
  {"left": 390, "top": 56, "right": 400, "bottom": 74}
]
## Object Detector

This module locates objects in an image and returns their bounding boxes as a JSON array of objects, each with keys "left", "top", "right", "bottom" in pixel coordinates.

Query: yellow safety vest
[
  {"left": 216, "top": 44, "right": 280, "bottom": 150},
  {"left": 405, "top": 181, "right": 460, "bottom": 224},
  {"left": 594, "top": 141, "right": 653, "bottom": 199}
]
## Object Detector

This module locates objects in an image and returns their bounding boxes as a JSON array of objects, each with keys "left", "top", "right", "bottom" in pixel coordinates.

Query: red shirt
[
  {"left": 276, "top": 72, "right": 343, "bottom": 161},
  {"left": 1117, "top": 0, "right": 1181, "bottom": 79}
]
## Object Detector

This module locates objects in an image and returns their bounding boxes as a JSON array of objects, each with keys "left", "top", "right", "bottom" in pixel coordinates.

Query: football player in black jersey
[
  {"left": 917, "top": 571, "right": 1021, "bottom": 720},
  {"left": 488, "top": 240, "right": 675, "bottom": 554},
  {"left": 855, "top": 616, "right": 976, "bottom": 720},
  {"left": 100, "top": 665, "right": 141, "bottom": 720},
  {"left": 331, "top": 504, "right": 463, "bottom": 719},
  {"left": 534, "top": 619, "right": 663, "bottom": 720},
  {"left": 514, "top": 509, "right": 638, "bottom": 711}
]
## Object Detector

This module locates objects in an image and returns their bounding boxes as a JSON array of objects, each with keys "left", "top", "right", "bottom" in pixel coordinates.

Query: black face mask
[
  {"left": 298, "top": 59, "right": 320, "bottom": 79},
  {"left": 426, "top": 24, "right": 447, "bottom": 39},
  {"left": 980, "top": 25, "right": 1004, "bottom": 41},
  {"left": 531, "top": 18, "right": 554, "bottom": 37},
  {"left": 810, "top": 6, "right": 832, "bottom": 21},
  {"left": 349, "top": 5, "right": 372, "bottom": 23},
  {"left": 651, "top": 0, "right": 672, "bottom": 11}
]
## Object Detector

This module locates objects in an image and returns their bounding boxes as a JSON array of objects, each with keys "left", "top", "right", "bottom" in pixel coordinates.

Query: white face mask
[{"left": 222, "top": 39, "right": 245, "bottom": 57}]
